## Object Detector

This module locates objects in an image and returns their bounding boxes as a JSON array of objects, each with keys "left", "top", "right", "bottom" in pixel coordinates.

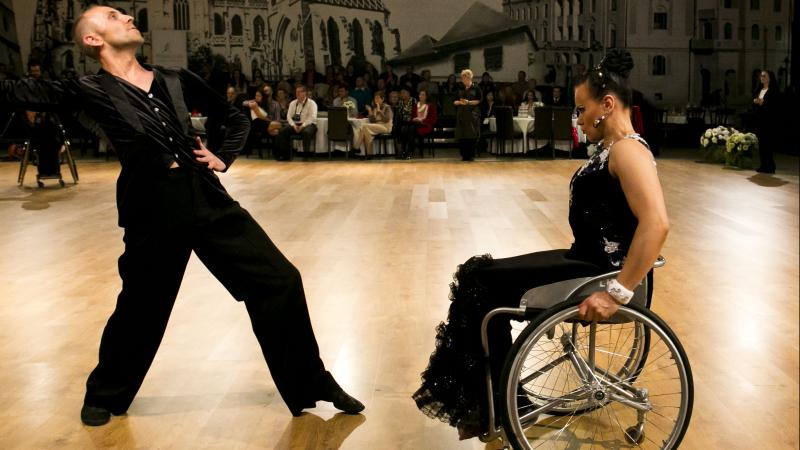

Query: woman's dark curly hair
[{"left": 575, "top": 49, "right": 635, "bottom": 107}]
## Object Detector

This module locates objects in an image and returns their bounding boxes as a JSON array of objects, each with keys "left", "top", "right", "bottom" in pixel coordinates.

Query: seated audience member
[
  {"left": 242, "top": 90, "right": 274, "bottom": 155},
  {"left": 399, "top": 66, "right": 422, "bottom": 95},
  {"left": 275, "top": 87, "right": 291, "bottom": 120},
  {"left": 478, "top": 72, "right": 496, "bottom": 96},
  {"left": 499, "top": 85, "right": 518, "bottom": 114},
  {"left": 331, "top": 85, "right": 359, "bottom": 118},
  {"left": 259, "top": 84, "right": 283, "bottom": 137},
  {"left": 275, "top": 85, "right": 318, "bottom": 160},
  {"left": 479, "top": 91, "right": 497, "bottom": 154},
  {"left": 301, "top": 61, "right": 325, "bottom": 86},
  {"left": 396, "top": 87, "right": 417, "bottom": 158},
  {"left": 387, "top": 90, "right": 400, "bottom": 111},
  {"left": 357, "top": 91, "right": 393, "bottom": 158},
  {"left": 548, "top": 86, "right": 567, "bottom": 106},
  {"left": 350, "top": 77, "right": 373, "bottom": 116},
  {"left": 511, "top": 70, "right": 529, "bottom": 100},
  {"left": 249, "top": 68, "right": 265, "bottom": 97},
  {"left": 226, "top": 85, "right": 246, "bottom": 109},
  {"left": 480, "top": 91, "right": 497, "bottom": 119},
  {"left": 379, "top": 63, "right": 399, "bottom": 92},
  {"left": 417, "top": 70, "right": 439, "bottom": 102},
  {"left": 517, "top": 90, "right": 539, "bottom": 118},
  {"left": 408, "top": 89, "right": 437, "bottom": 158},
  {"left": 441, "top": 74, "right": 459, "bottom": 95}
]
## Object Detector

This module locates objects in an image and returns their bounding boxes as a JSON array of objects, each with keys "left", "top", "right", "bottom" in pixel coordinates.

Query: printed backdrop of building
[{"left": 7, "top": 0, "right": 794, "bottom": 109}]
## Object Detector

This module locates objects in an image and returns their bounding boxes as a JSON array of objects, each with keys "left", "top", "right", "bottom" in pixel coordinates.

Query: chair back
[
  {"left": 552, "top": 107, "right": 573, "bottom": 140},
  {"left": 494, "top": 106, "right": 515, "bottom": 139},
  {"left": 441, "top": 93, "right": 458, "bottom": 116},
  {"left": 327, "top": 107, "right": 350, "bottom": 141},
  {"left": 686, "top": 107, "right": 706, "bottom": 125},
  {"left": 532, "top": 106, "right": 553, "bottom": 140}
]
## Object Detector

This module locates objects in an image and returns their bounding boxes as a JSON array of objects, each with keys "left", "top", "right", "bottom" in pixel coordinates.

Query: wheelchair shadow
[
  {"left": 274, "top": 412, "right": 366, "bottom": 449},
  {"left": 0, "top": 184, "right": 77, "bottom": 210}
]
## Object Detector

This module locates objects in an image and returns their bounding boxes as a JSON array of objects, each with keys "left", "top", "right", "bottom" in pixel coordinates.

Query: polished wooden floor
[{"left": 0, "top": 150, "right": 797, "bottom": 449}]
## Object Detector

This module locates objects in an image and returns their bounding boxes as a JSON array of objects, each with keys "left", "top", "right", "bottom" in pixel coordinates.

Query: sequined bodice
[{"left": 568, "top": 134, "right": 652, "bottom": 268}]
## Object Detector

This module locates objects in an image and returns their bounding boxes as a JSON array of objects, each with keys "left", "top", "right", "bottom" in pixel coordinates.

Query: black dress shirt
[{"left": 0, "top": 65, "right": 250, "bottom": 228}]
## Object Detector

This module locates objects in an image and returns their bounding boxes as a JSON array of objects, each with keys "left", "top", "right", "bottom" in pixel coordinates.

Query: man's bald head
[
  {"left": 73, "top": 6, "right": 104, "bottom": 60},
  {"left": 73, "top": 6, "right": 142, "bottom": 61}
]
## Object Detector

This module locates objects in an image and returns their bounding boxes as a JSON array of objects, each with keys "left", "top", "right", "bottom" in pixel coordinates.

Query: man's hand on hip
[{"left": 193, "top": 136, "right": 226, "bottom": 172}]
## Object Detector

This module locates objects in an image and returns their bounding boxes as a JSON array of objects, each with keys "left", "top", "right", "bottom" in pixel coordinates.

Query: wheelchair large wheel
[
  {"left": 499, "top": 301, "right": 692, "bottom": 449},
  {"left": 512, "top": 311, "right": 650, "bottom": 417}
]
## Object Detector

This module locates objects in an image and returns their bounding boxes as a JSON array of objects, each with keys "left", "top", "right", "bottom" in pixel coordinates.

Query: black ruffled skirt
[
  {"left": 413, "top": 250, "right": 610, "bottom": 436},
  {"left": 413, "top": 254, "right": 494, "bottom": 431}
]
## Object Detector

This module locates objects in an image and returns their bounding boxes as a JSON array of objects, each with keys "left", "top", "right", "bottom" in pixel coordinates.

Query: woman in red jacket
[{"left": 408, "top": 89, "right": 438, "bottom": 158}]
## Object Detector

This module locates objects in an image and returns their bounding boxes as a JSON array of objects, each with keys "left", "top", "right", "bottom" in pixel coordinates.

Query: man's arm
[
  {"left": 302, "top": 100, "right": 318, "bottom": 127},
  {"left": 179, "top": 69, "right": 249, "bottom": 172},
  {"left": 0, "top": 78, "right": 82, "bottom": 112}
]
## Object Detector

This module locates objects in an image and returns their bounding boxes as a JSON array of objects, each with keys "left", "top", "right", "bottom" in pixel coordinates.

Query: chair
[
  {"left": 374, "top": 132, "right": 394, "bottom": 157},
  {"left": 326, "top": 107, "right": 352, "bottom": 160},
  {"left": 493, "top": 106, "right": 521, "bottom": 156},
  {"left": 710, "top": 107, "right": 734, "bottom": 127},
  {"left": 551, "top": 107, "right": 574, "bottom": 158},
  {"left": 476, "top": 256, "right": 693, "bottom": 448},
  {"left": 531, "top": 106, "right": 554, "bottom": 157}
]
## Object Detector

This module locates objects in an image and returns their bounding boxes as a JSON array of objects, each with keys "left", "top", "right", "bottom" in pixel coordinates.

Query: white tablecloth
[
  {"left": 314, "top": 117, "right": 394, "bottom": 155},
  {"left": 190, "top": 116, "right": 207, "bottom": 132},
  {"left": 487, "top": 116, "right": 535, "bottom": 153},
  {"left": 487, "top": 116, "right": 586, "bottom": 153}
]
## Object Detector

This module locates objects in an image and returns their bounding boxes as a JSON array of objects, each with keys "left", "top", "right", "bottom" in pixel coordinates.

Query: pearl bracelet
[{"left": 606, "top": 279, "right": 634, "bottom": 305}]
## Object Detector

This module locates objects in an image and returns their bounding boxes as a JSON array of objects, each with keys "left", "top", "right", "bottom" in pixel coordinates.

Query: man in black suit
[
  {"left": 1, "top": 5, "right": 363, "bottom": 426},
  {"left": 549, "top": 86, "right": 568, "bottom": 107}
]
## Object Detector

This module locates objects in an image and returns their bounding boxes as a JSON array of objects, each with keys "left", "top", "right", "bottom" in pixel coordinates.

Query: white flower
[
  {"left": 704, "top": 130, "right": 712, "bottom": 138},
  {"left": 701, "top": 138, "right": 709, "bottom": 147},
  {"left": 711, "top": 137, "right": 718, "bottom": 144}
]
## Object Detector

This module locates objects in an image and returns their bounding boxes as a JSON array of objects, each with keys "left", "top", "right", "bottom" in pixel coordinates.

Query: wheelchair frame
[{"left": 476, "top": 256, "right": 692, "bottom": 449}]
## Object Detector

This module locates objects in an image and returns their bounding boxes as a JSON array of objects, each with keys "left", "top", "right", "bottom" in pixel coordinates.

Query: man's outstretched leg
[
  {"left": 192, "top": 204, "right": 364, "bottom": 416},
  {"left": 82, "top": 231, "right": 192, "bottom": 425}
]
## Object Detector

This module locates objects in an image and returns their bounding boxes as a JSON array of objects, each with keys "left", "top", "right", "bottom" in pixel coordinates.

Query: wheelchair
[{"left": 478, "top": 256, "right": 693, "bottom": 449}]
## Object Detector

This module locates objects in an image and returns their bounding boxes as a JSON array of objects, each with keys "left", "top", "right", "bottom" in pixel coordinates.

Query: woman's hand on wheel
[{"left": 578, "top": 291, "right": 620, "bottom": 322}]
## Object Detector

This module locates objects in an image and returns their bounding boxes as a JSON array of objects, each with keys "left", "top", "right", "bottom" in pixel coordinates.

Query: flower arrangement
[
  {"left": 342, "top": 100, "right": 357, "bottom": 116},
  {"left": 699, "top": 126, "right": 735, "bottom": 163},
  {"left": 533, "top": 101, "right": 545, "bottom": 108},
  {"left": 724, "top": 131, "right": 759, "bottom": 169}
]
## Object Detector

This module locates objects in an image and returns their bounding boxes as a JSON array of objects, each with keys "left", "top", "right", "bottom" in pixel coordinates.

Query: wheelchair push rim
[{"left": 500, "top": 304, "right": 693, "bottom": 449}]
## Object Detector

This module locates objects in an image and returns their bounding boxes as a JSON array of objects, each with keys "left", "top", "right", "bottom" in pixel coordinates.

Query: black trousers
[
  {"left": 473, "top": 250, "right": 605, "bottom": 382},
  {"left": 84, "top": 168, "right": 326, "bottom": 414},
  {"left": 275, "top": 123, "right": 317, "bottom": 159}
]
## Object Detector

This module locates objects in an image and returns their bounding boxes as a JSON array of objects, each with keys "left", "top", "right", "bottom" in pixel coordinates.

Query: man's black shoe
[
  {"left": 318, "top": 372, "right": 365, "bottom": 415},
  {"left": 81, "top": 405, "right": 111, "bottom": 426}
]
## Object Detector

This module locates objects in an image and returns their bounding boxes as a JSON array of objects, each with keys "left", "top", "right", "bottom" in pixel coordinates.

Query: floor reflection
[{"left": 275, "top": 412, "right": 366, "bottom": 449}]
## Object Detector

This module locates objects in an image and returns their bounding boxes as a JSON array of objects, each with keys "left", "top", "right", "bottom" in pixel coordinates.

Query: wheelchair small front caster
[
  {"left": 37, "top": 180, "right": 44, "bottom": 188},
  {"left": 59, "top": 179, "right": 65, "bottom": 187},
  {"left": 624, "top": 425, "right": 645, "bottom": 445}
]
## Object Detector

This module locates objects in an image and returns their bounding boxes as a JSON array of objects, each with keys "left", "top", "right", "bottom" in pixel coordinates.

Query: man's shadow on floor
[{"left": 275, "top": 412, "right": 366, "bottom": 449}]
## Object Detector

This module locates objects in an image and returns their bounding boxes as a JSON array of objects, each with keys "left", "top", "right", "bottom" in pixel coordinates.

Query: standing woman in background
[
  {"left": 752, "top": 70, "right": 779, "bottom": 173},
  {"left": 454, "top": 69, "right": 482, "bottom": 161}
]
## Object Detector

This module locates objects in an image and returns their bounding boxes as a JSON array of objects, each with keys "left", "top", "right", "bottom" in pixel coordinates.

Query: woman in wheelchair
[{"left": 414, "top": 49, "right": 682, "bottom": 445}]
